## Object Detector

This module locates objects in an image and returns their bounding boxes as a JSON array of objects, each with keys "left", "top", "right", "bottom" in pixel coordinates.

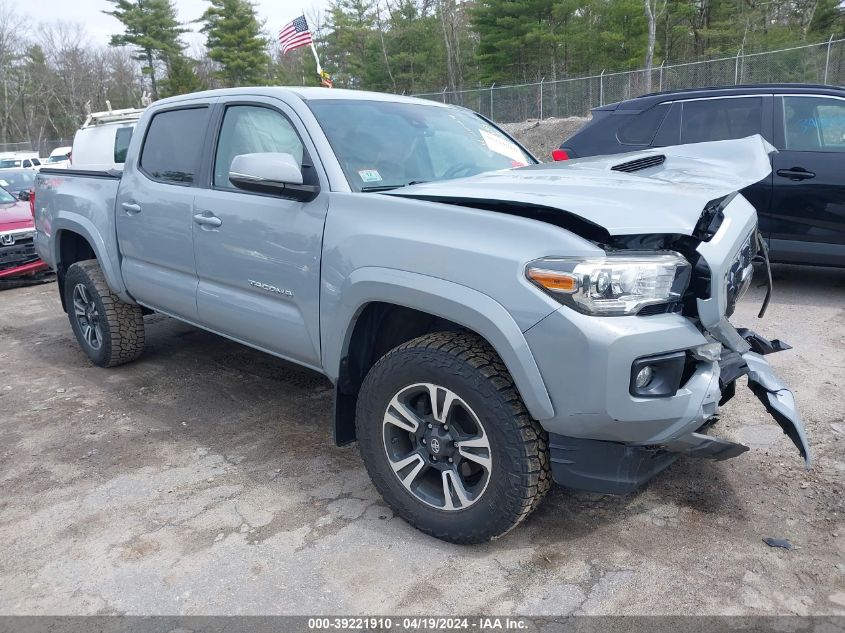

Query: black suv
[{"left": 560, "top": 84, "right": 845, "bottom": 267}]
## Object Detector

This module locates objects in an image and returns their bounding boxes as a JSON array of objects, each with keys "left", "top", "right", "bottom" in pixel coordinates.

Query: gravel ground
[
  {"left": 501, "top": 117, "right": 590, "bottom": 160},
  {"left": 0, "top": 266, "right": 843, "bottom": 616}
]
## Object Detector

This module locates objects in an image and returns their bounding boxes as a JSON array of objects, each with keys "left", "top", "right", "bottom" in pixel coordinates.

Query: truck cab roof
[{"left": 150, "top": 86, "right": 451, "bottom": 109}]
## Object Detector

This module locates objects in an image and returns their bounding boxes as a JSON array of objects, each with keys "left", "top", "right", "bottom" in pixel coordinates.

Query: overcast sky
[{"left": 14, "top": 0, "right": 332, "bottom": 48}]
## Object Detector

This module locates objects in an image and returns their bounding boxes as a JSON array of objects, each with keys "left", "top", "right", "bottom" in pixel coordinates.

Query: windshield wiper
[{"left": 361, "top": 180, "right": 428, "bottom": 192}]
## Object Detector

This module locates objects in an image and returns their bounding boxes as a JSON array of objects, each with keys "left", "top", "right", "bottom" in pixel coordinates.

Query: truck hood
[
  {"left": 388, "top": 135, "right": 775, "bottom": 236},
  {"left": 0, "top": 200, "right": 34, "bottom": 232}
]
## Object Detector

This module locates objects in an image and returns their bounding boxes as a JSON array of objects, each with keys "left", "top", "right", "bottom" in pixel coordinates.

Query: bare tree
[
  {"left": 0, "top": 0, "right": 25, "bottom": 144},
  {"left": 375, "top": 1, "right": 397, "bottom": 92},
  {"left": 643, "top": 0, "right": 666, "bottom": 92},
  {"left": 438, "top": 0, "right": 464, "bottom": 92}
]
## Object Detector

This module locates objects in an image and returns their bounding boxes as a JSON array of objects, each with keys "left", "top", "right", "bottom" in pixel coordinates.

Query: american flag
[{"left": 279, "top": 15, "right": 313, "bottom": 54}]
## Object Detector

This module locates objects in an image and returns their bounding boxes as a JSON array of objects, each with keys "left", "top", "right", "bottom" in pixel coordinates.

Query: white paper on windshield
[
  {"left": 480, "top": 129, "right": 525, "bottom": 162},
  {"left": 358, "top": 169, "right": 382, "bottom": 183},
  {"left": 0, "top": 180, "right": 8, "bottom": 187}
]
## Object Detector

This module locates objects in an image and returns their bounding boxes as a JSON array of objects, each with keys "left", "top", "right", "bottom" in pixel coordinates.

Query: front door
[
  {"left": 116, "top": 104, "right": 214, "bottom": 320},
  {"left": 192, "top": 99, "right": 328, "bottom": 369},
  {"left": 768, "top": 94, "right": 845, "bottom": 266}
]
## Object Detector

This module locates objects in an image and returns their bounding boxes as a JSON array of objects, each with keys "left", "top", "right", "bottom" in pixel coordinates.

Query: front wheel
[
  {"left": 65, "top": 260, "right": 145, "bottom": 367},
  {"left": 355, "top": 331, "right": 550, "bottom": 543}
]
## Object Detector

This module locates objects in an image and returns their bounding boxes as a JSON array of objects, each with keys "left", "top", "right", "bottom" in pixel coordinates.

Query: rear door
[
  {"left": 116, "top": 102, "right": 215, "bottom": 320},
  {"left": 191, "top": 97, "right": 328, "bottom": 369},
  {"left": 675, "top": 95, "right": 773, "bottom": 225},
  {"left": 769, "top": 94, "right": 845, "bottom": 266}
]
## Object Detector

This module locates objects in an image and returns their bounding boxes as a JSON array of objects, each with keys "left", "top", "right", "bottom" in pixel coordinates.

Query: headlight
[{"left": 526, "top": 251, "right": 691, "bottom": 316}]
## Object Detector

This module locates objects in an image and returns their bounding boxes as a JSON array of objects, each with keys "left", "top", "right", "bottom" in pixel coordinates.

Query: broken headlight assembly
[{"left": 526, "top": 252, "right": 691, "bottom": 316}]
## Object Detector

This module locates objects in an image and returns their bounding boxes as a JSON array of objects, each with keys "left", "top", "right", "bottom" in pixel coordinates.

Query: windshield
[
  {"left": 0, "top": 159, "right": 22, "bottom": 168},
  {"left": 0, "top": 169, "right": 35, "bottom": 192},
  {"left": 46, "top": 154, "right": 68, "bottom": 163},
  {"left": 307, "top": 99, "right": 535, "bottom": 191},
  {"left": 0, "top": 187, "right": 15, "bottom": 204}
]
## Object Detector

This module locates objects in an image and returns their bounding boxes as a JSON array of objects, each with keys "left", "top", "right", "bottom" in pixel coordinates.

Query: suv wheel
[
  {"left": 356, "top": 331, "right": 550, "bottom": 543},
  {"left": 65, "top": 260, "right": 145, "bottom": 367}
]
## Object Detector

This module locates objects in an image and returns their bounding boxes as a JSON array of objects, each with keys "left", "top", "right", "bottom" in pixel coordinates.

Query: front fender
[
  {"left": 52, "top": 214, "right": 132, "bottom": 303},
  {"left": 324, "top": 267, "right": 555, "bottom": 421}
]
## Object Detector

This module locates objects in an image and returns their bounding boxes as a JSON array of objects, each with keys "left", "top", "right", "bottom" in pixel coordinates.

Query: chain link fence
[
  {"left": 0, "top": 139, "right": 73, "bottom": 157},
  {"left": 413, "top": 37, "right": 845, "bottom": 122}
]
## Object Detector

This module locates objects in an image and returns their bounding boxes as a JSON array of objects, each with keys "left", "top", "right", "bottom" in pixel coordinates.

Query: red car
[{"left": 0, "top": 185, "right": 49, "bottom": 285}]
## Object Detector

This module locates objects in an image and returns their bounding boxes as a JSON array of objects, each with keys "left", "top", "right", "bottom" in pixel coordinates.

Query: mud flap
[{"left": 743, "top": 351, "right": 811, "bottom": 466}]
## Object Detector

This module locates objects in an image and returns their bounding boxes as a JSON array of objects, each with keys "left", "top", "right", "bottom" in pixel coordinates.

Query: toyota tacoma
[{"left": 33, "top": 88, "right": 810, "bottom": 543}]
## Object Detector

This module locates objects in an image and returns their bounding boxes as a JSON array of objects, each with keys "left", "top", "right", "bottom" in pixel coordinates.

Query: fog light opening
[{"left": 635, "top": 365, "right": 654, "bottom": 389}]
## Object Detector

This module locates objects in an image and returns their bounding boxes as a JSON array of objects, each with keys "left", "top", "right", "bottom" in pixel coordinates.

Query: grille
[
  {"left": 0, "top": 238, "right": 38, "bottom": 271},
  {"left": 724, "top": 231, "right": 756, "bottom": 317},
  {"left": 637, "top": 303, "right": 672, "bottom": 316},
  {"left": 611, "top": 154, "right": 666, "bottom": 173}
]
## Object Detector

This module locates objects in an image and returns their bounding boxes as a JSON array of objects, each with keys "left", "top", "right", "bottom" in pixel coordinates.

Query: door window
[
  {"left": 782, "top": 96, "right": 845, "bottom": 152},
  {"left": 681, "top": 97, "right": 762, "bottom": 143},
  {"left": 140, "top": 107, "right": 210, "bottom": 184},
  {"left": 213, "top": 105, "right": 304, "bottom": 188}
]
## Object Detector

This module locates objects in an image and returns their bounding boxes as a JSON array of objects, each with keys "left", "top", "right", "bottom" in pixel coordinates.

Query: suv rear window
[
  {"left": 617, "top": 103, "right": 669, "bottom": 145},
  {"left": 681, "top": 97, "right": 762, "bottom": 143},
  {"left": 140, "top": 107, "right": 209, "bottom": 184}
]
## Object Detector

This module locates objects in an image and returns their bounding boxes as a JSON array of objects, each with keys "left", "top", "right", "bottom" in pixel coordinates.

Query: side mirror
[
  {"left": 228, "top": 152, "right": 319, "bottom": 202},
  {"left": 18, "top": 190, "right": 30, "bottom": 202}
]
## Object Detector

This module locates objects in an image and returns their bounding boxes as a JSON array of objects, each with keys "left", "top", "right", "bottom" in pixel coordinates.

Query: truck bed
[{"left": 33, "top": 166, "right": 127, "bottom": 301}]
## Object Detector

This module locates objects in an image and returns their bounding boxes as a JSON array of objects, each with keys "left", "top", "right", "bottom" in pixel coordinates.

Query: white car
[
  {"left": 43, "top": 147, "right": 72, "bottom": 169},
  {"left": 0, "top": 152, "right": 41, "bottom": 169},
  {"left": 71, "top": 108, "right": 144, "bottom": 167}
]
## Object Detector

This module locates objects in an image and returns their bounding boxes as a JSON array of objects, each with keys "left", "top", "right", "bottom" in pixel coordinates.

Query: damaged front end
[
  {"left": 622, "top": 221, "right": 809, "bottom": 472},
  {"left": 688, "top": 192, "right": 811, "bottom": 466},
  {"left": 594, "top": 139, "right": 811, "bottom": 470}
]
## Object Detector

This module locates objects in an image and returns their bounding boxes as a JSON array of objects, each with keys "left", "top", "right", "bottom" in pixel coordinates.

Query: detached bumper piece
[
  {"left": 549, "top": 434, "right": 679, "bottom": 495},
  {"left": 722, "top": 329, "right": 811, "bottom": 466},
  {"left": 550, "top": 427, "right": 750, "bottom": 495},
  {"left": 662, "top": 428, "right": 749, "bottom": 461},
  {"left": 743, "top": 351, "right": 811, "bottom": 466}
]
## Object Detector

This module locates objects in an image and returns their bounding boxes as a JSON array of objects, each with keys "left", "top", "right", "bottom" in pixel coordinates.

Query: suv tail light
[
  {"left": 29, "top": 188, "right": 35, "bottom": 219},
  {"left": 551, "top": 149, "right": 570, "bottom": 161}
]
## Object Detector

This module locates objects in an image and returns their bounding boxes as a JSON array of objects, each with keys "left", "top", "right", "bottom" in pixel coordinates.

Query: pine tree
[
  {"left": 104, "top": 0, "right": 186, "bottom": 100},
  {"left": 199, "top": 0, "right": 269, "bottom": 87},
  {"left": 159, "top": 53, "right": 206, "bottom": 97}
]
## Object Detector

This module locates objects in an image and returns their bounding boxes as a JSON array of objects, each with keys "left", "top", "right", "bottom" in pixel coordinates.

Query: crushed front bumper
[
  {"left": 663, "top": 333, "right": 810, "bottom": 466},
  {"left": 532, "top": 195, "right": 810, "bottom": 494}
]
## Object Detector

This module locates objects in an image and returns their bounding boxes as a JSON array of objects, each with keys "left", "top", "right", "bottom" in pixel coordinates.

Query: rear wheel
[
  {"left": 356, "top": 331, "right": 550, "bottom": 543},
  {"left": 65, "top": 260, "right": 145, "bottom": 367}
]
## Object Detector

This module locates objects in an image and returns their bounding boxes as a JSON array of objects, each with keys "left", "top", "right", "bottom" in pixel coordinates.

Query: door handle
[
  {"left": 193, "top": 212, "right": 222, "bottom": 228},
  {"left": 121, "top": 202, "right": 141, "bottom": 213},
  {"left": 776, "top": 168, "right": 816, "bottom": 181}
]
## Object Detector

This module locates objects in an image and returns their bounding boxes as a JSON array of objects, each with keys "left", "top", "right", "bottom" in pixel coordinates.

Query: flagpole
[
  {"left": 302, "top": 7, "right": 323, "bottom": 75},
  {"left": 309, "top": 42, "right": 323, "bottom": 75}
]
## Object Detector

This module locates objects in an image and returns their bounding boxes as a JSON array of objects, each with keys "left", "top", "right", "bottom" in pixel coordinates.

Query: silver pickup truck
[{"left": 34, "top": 87, "right": 810, "bottom": 543}]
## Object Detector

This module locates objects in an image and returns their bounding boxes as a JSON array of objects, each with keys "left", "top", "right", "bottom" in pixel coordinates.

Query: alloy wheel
[
  {"left": 382, "top": 382, "right": 492, "bottom": 511},
  {"left": 72, "top": 283, "right": 103, "bottom": 350}
]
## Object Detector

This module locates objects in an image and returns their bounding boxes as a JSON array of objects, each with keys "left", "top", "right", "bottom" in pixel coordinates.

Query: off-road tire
[
  {"left": 65, "top": 259, "right": 145, "bottom": 367},
  {"left": 356, "top": 331, "right": 551, "bottom": 544}
]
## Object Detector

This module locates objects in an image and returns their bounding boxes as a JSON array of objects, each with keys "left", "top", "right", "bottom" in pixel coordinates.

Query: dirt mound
[{"left": 501, "top": 116, "right": 590, "bottom": 161}]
